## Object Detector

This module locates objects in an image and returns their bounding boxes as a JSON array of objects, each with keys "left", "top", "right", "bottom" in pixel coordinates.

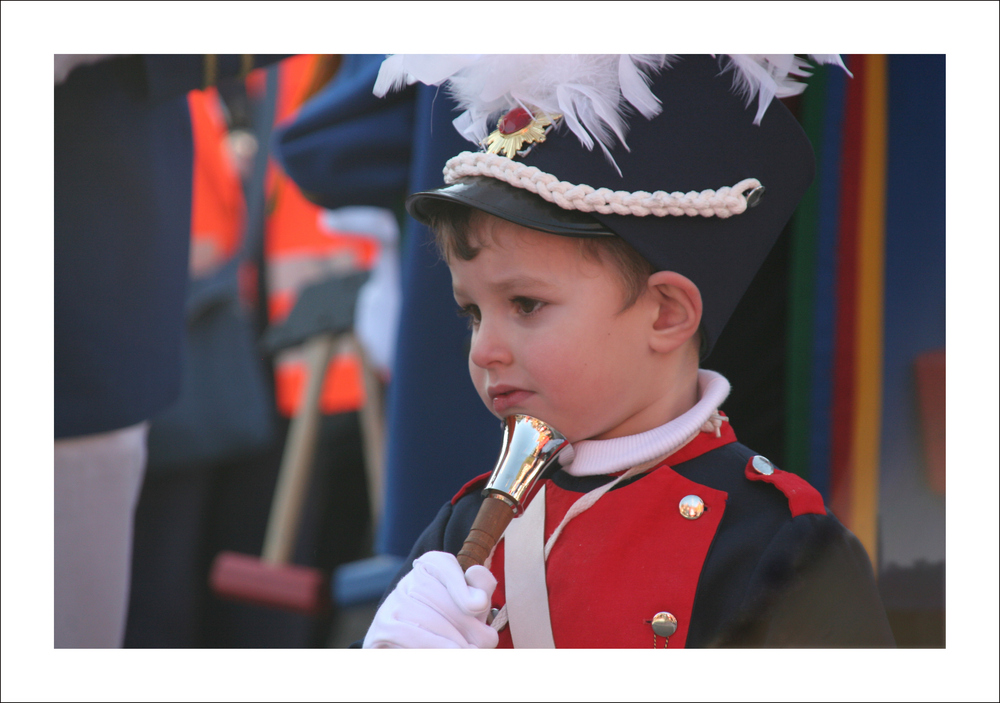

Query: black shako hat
[{"left": 376, "top": 54, "right": 844, "bottom": 355}]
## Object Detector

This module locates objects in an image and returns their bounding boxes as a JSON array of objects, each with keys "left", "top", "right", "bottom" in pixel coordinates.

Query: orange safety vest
[
  {"left": 187, "top": 86, "right": 246, "bottom": 277},
  {"left": 255, "top": 54, "right": 379, "bottom": 418}
]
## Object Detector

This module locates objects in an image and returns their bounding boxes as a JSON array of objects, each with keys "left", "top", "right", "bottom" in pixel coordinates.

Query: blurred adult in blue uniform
[{"left": 54, "top": 54, "right": 283, "bottom": 647}]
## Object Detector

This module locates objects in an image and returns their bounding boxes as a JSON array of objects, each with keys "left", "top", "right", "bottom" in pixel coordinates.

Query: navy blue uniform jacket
[{"left": 374, "top": 423, "right": 894, "bottom": 647}]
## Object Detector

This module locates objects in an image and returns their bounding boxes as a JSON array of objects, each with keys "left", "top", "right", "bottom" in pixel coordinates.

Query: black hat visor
[{"left": 406, "top": 176, "right": 615, "bottom": 237}]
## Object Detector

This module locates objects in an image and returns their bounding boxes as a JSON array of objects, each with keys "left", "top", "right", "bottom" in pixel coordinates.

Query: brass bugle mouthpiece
[
  {"left": 483, "top": 414, "right": 573, "bottom": 513},
  {"left": 456, "top": 415, "right": 573, "bottom": 571}
]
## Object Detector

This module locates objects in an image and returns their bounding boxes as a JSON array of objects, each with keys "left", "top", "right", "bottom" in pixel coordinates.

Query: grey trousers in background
[{"left": 54, "top": 422, "right": 148, "bottom": 648}]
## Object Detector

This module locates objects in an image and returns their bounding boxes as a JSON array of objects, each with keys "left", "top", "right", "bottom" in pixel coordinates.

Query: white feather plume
[
  {"left": 373, "top": 54, "right": 847, "bottom": 161},
  {"left": 718, "top": 54, "right": 851, "bottom": 124},
  {"left": 375, "top": 54, "right": 669, "bottom": 170}
]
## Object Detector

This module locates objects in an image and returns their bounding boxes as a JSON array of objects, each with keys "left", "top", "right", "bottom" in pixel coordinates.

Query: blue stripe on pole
[{"left": 808, "top": 62, "right": 848, "bottom": 502}]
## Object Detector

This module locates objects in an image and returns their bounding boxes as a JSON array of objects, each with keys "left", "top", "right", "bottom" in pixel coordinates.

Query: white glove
[{"left": 363, "top": 551, "right": 499, "bottom": 649}]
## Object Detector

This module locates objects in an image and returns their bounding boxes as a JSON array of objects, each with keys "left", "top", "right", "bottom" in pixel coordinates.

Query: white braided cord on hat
[{"left": 444, "top": 151, "right": 761, "bottom": 219}]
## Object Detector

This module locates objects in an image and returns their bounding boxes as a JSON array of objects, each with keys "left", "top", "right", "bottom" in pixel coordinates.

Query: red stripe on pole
[{"left": 828, "top": 55, "right": 866, "bottom": 524}]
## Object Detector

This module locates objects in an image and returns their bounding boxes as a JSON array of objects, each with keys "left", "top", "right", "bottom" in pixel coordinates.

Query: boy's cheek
[
  {"left": 468, "top": 358, "right": 482, "bottom": 385},
  {"left": 467, "top": 363, "right": 492, "bottom": 409}
]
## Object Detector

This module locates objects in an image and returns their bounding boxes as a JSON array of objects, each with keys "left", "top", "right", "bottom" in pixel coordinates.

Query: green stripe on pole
[{"left": 784, "top": 67, "right": 827, "bottom": 479}]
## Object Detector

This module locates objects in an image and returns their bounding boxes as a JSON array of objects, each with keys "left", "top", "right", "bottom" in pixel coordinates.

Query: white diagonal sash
[{"left": 503, "top": 484, "right": 555, "bottom": 648}]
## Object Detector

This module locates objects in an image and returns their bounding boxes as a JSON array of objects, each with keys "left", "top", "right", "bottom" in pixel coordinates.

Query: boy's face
[{"left": 449, "top": 217, "right": 667, "bottom": 443}]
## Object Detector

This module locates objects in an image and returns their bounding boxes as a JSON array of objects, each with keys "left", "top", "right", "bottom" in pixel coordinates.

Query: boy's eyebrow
[
  {"left": 451, "top": 275, "right": 554, "bottom": 298},
  {"left": 486, "top": 275, "right": 553, "bottom": 293},
  {"left": 453, "top": 274, "right": 556, "bottom": 300},
  {"left": 490, "top": 274, "right": 557, "bottom": 294}
]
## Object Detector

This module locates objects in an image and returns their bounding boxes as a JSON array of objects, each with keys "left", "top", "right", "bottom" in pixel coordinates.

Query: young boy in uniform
[{"left": 362, "top": 54, "right": 894, "bottom": 648}]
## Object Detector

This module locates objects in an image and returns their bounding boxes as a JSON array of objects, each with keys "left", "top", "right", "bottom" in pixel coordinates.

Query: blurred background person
[
  {"left": 54, "top": 54, "right": 282, "bottom": 648},
  {"left": 123, "top": 55, "right": 390, "bottom": 648}
]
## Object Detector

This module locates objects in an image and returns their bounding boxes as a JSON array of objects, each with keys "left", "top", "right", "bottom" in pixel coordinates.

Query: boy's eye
[
  {"left": 457, "top": 304, "right": 481, "bottom": 328},
  {"left": 513, "top": 297, "right": 543, "bottom": 315}
]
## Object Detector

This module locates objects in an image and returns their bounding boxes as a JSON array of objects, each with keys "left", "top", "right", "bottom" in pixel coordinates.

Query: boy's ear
[{"left": 646, "top": 271, "right": 703, "bottom": 354}]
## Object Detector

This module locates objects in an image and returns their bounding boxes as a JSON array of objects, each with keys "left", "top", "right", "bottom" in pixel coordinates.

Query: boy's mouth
[{"left": 488, "top": 386, "right": 533, "bottom": 415}]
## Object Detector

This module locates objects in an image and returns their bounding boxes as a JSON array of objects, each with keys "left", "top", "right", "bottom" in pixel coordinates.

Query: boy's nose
[{"left": 468, "top": 318, "right": 512, "bottom": 369}]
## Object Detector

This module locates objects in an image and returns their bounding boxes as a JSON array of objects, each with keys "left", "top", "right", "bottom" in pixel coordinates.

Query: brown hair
[{"left": 425, "top": 200, "right": 656, "bottom": 310}]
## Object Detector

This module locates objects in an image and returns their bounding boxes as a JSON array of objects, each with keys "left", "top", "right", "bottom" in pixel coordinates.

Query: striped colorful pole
[{"left": 785, "top": 55, "right": 888, "bottom": 565}]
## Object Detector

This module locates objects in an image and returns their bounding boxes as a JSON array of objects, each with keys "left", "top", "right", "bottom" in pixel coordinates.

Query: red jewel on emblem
[
  {"left": 498, "top": 107, "right": 533, "bottom": 135},
  {"left": 486, "top": 108, "right": 560, "bottom": 159}
]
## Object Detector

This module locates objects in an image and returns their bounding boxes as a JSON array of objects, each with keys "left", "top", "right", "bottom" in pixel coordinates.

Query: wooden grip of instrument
[{"left": 456, "top": 495, "right": 515, "bottom": 572}]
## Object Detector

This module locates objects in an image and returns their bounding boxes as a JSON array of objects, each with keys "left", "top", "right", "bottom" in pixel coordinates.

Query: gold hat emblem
[{"left": 485, "top": 107, "right": 560, "bottom": 159}]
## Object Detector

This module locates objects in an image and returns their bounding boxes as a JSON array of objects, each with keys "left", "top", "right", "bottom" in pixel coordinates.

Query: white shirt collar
[{"left": 562, "top": 369, "right": 731, "bottom": 477}]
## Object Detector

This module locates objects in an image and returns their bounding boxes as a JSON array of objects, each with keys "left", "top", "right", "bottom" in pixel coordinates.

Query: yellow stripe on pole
[{"left": 850, "top": 54, "right": 887, "bottom": 565}]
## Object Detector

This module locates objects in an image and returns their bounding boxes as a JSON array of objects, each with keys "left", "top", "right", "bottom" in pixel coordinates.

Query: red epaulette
[
  {"left": 744, "top": 455, "right": 826, "bottom": 518},
  {"left": 450, "top": 471, "right": 492, "bottom": 505}
]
